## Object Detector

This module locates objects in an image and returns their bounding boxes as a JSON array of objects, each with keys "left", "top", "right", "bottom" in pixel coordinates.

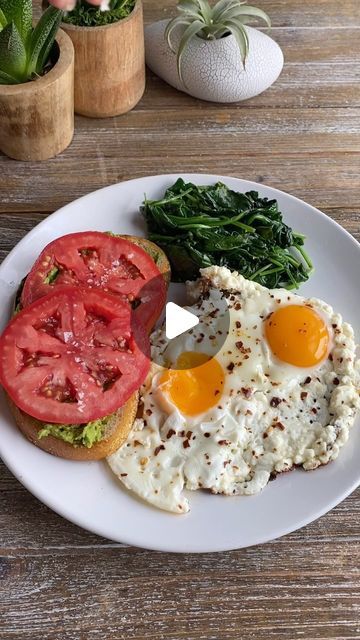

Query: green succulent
[
  {"left": 0, "top": 0, "right": 62, "bottom": 84},
  {"left": 62, "top": 0, "right": 135, "bottom": 28},
  {"left": 165, "top": 0, "right": 271, "bottom": 85}
]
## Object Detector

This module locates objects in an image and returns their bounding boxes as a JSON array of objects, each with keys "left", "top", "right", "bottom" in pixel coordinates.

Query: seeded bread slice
[{"left": 7, "top": 393, "right": 139, "bottom": 461}]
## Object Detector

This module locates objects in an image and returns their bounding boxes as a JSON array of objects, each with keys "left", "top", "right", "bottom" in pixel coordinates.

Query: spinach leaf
[{"left": 142, "top": 180, "right": 313, "bottom": 289}]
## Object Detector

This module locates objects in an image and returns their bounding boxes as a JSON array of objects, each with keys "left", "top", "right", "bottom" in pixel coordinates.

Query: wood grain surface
[{"left": 1, "top": 1, "right": 360, "bottom": 638}]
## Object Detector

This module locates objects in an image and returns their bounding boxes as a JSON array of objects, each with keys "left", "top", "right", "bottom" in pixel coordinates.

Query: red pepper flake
[
  {"left": 208, "top": 309, "right": 218, "bottom": 318},
  {"left": 274, "top": 421, "right": 285, "bottom": 431},
  {"left": 120, "top": 473, "right": 128, "bottom": 477},
  {"left": 333, "top": 377, "right": 340, "bottom": 385},
  {"left": 204, "top": 432, "right": 210, "bottom": 438},
  {"left": 332, "top": 323, "right": 337, "bottom": 329},
  {"left": 133, "top": 440, "right": 142, "bottom": 447},
  {"left": 304, "top": 376, "right": 311, "bottom": 384},
  {"left": 311, "top": 408, "right": 317, "bottom": 414},
  {"left": 227, "top": 362, "right": 235, "bottom": 372},
  {"left": 300, "top": 391, "right": 308, "bottom": 401},
  {"left": 235, "top": 321, "right": 241, "bottom": 329},
  {"left": 263, "top": 433, "right": 268, "bottom": 439},
  {"left": 186, "top": 430, "right": 193, "bottom": 440},
  {"left": 270, "top": 397, "right": 281, "bottom": 408},
  {"left": 154, "top": 444, "right": 165, "bottom": 456},
  {"left": 183, "top": 439, "right": 190, "bottom": 449},
  {"left": 209, "top": 335, "right": 216, "bottom": 340},
  {"left": 234, "top": 302, "right": 242, "bottom": 310},
  {"left": 328, "top": 353, "right": 333, "bottom": 361},
  {"left": 179, "top": 430, "right": 185, "bottom": 437},
  {"left": 235, "top": 341, "right": 243, "bottom": 349},
  {"left": 241, "top": 387, "right": 252, "bottom": 398},
  {"left": 218, "top": 439, "right": 230, "bottom": 445},
  {"left": 214, "top": 389, "right": 220, "bottom": 396},
  {"left": 223, "top": 460, "right": 230, "bottom": 467},
  {"left": 167, "top": 429, "right": 176, "bottom": 439}
]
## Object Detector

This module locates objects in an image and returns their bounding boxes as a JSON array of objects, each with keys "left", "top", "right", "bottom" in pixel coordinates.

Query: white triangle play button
[{"left": 165, "top": 302, "right": 199, "bottom": 340}]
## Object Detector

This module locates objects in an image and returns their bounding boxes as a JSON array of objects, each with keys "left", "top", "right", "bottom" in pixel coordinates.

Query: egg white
[{"left": 108, "top": 266, "right": 360, "bottom": 514}]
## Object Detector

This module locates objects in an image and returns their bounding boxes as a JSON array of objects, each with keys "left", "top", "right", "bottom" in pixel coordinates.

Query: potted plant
[
  {"left": 0, "top": 0, "right": 74, "bottom": 161},
  {"left": 59, "top": 0, "right": 145, "bottom": 117},
  {"left": 145, "top": 0, "right": 283, "bottom": 103}
]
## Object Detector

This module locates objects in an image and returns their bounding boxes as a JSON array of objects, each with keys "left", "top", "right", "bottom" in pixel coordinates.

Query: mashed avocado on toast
[{"left": 38, "top": 416, "right": 110, "bottom": 448}]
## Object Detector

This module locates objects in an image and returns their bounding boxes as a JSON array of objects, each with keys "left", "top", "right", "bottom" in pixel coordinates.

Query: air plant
[
  {"left": 0, "top": 0, "right": 62, "bottom": 84},
  {"left": 165, "top": 0, "right": 271, "bottom": 84}
]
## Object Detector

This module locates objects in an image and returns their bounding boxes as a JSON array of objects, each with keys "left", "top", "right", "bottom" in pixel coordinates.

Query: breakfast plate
[{"left": 0, "top": 173, "right": 359, "bottom": 553}]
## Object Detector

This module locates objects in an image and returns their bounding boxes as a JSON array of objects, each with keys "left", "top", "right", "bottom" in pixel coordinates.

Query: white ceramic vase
[{"left": 145, "top": 20, "right": 284, "bottom": 103}]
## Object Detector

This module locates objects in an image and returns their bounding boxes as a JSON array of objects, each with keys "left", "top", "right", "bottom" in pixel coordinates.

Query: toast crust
[{"left": 7, "top": 393, "right": 138, "bottom": 461}]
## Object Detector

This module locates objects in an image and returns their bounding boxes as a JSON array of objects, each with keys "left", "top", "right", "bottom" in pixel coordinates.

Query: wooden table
[{"left": 1, "top": 1, "right": 359, "bottom": 638}]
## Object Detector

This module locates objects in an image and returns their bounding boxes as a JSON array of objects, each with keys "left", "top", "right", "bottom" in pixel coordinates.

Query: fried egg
[{"left": 108, "top": 266, "right": 360, "bottom": 514}]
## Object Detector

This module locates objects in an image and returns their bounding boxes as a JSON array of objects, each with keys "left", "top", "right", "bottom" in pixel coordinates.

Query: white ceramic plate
[{"left": 0, "top": 174, "right": 359, "bottom": 553}]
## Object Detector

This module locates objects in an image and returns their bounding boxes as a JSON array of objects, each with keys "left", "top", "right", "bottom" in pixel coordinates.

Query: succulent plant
[
  {"left": 165, "top": 0, "right": 271, "bottom": 84},
  {"left": 0, "top": 0, "right": 62, "bottom": 84},
  {"left": 62, "top": 0, "right": 135, "bottom": 28}
]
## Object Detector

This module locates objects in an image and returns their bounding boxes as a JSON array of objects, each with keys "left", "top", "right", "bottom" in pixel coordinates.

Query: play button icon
[
  {"left": 165, "top": 302, "right": 199, "bottom": 340},
  {"left": 132, "top": 272, "right": 231, "bottom": 370}
]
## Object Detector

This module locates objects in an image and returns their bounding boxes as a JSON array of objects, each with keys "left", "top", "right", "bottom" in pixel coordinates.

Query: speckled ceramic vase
[{"left": 145, "top": 20, "right": 283, "bottom": 103}]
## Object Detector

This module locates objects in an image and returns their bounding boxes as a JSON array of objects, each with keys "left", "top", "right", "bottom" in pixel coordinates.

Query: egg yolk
[
  {"left": 265, "top": 304, "right": 329, "bottom": 367},
  {"left": 160, "top": 352, "right": 225, "bottom": 416}
]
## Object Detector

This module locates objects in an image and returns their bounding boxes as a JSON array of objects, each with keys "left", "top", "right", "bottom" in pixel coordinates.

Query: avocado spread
[
  {"left": 43, "top": 266, "right": 60, "bottom": 285},
  {"left": 38, "top": 417, "right": 109, "bottom": 448}
]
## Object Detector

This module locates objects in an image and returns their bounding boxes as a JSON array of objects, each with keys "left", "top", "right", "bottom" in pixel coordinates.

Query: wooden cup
[
  {"left": 62, "top": 0, "right": 145, "bottom": 118},
  {"left": 0, "top": 29, "right": 74, "bottom": 162}
]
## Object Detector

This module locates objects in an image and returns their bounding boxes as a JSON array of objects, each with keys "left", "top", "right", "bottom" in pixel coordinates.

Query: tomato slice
[
  {"left": 0, "top": 288, "right": 150, "bottom": 424},
  {"left": 21, "top": 232, "right": 166, "bottom": 331}
]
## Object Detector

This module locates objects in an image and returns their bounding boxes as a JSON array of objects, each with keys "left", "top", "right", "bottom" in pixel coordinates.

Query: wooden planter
[
  {"left": 0, "top": 29, "right": 74, "bottom": 162},
  {"left": 62, "top": 0, "right": 145, "bottom": 118}
]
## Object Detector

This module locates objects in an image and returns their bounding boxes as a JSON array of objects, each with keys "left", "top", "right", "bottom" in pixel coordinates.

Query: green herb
[
  {"left": 165, "top": 0, "right": 270, "bottom": 85},
  {"left": 63, "top": 0, "right": 135, "bottom": 28},
  {"left": 141, "top": 178, "right": 313, "bottom": 290},
  {"left": 0, "top": 0, "right": 62, "bottom": 84}
]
